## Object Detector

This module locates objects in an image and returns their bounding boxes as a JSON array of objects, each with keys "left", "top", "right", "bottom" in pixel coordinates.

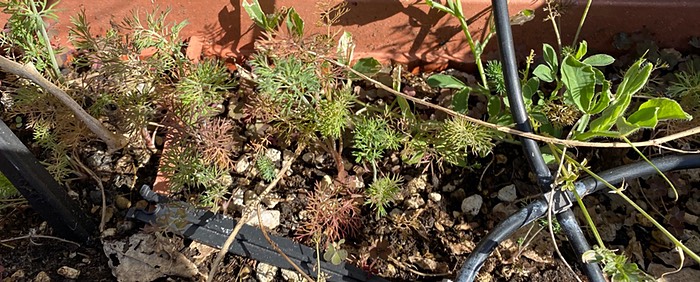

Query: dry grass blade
[
  {"left": 207, "top": 143, "right": 306, "bottom": 282},
  {"left": 0, "top": 56, "right": 127, "bottom": 152},
  {"left": 257, "top": 205, "right": 315, "bottom": 282}
]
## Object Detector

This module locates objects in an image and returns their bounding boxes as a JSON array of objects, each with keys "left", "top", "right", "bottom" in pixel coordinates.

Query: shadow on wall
[
  {"left": 330, "top": 0, "right": 494, "bottom": 66},
  {"left": 203, "top": 0, "right": 275, "bottom": 57}
]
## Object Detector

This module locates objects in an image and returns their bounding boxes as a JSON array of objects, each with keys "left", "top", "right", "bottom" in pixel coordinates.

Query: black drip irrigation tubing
[{"left": 456, "top": 154, "right": 700, "bottom": 281}]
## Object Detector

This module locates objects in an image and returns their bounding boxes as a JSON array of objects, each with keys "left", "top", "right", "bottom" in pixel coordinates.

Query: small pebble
[
  {"left": 497, "top": 184, "right": 517, "bottom": 202},
  {"left": 461, "top": 194, "right": 483, "bottom": 216},
  {"left": 34, "top": 271, "right": 50, "bottom": 282},
  {"left": 115, "top": 195, "right": 131, "bottom": 210},
  {"left": 428, "top": 192, "right": 442, "bottom": 202},
  {"left": 57, "top": 266, "right": 80, "bottom": 279}
]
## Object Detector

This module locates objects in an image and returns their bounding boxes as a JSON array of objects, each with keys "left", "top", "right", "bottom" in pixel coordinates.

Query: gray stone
[
  {"left": 255, "top": 263, "right": 278, "bottom": 282},
  {"left": 235, "top": 156, "right": 250, "bottom": 174},
  {"left": 429, "top": 192, "right": 442, "bottom": 203},
  {"left": 442, "top": 183, "right": 456, "bottom": 193},
  {"left": 280, "top": 268, "right": 304, "bottom": 282},
  {"left": 461, "top": 194, "right": 483, "bottom": 216},
  {"left": 497, "top": 184, "right": 517, "bottom": 202},
  {"left": 265, "top": 148, "right": 282, "bottom": 164},
  {"left": 246, "top": 210, "right": 281, "bottom": 230}
]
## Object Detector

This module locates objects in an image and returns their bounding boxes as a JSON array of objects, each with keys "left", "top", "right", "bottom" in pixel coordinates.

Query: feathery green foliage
[{"left": 365, "top": 175, "right": 402, "bottom": 219}]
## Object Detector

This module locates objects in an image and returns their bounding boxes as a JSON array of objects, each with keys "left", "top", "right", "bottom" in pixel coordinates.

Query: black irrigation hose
[
  {"left": 0, "top": 119, "right": 95, "bottom": 242},
  {"left": 461, "top": 1, "right": 606, "bottom": 281},
  {"left": 457, "top": 154, "right": 700, "bottom": 281}
]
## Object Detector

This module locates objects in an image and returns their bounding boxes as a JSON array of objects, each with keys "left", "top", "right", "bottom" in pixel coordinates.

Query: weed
[
  {"left": 0, "top": 0, "right": 61, "bottom": 78},
  {"left": 323, "top": 239, "right": 348, "bottom": 265},
  {"left": 365, "top": 175, "right": 402, "bottom": 219},
  {"left": 197, "top": 118, "right": 238, "bottom": 171},
  {"left": 582, "top": 246, "right": 654, "bottom": 282}
]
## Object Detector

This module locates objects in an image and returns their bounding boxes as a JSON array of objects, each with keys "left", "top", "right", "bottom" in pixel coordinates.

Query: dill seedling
[
  {"left": 256, "top": 154, "right": 277, "bottom": 182},
  {"left": 365, "top": 175, "right": 403, "bottom": 219},
  {"left": 352, "top": 117, "right": 402, "bottom": 180}
]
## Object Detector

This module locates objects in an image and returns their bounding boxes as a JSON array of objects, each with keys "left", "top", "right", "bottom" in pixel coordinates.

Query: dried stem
[
  {"left": 0, "top": 234, "right": 80, "bottom": 247},
  {"left": 257, "top": 205, "right": 315, "bottom": 282},
  {"left": 206, "top": 143, "right": 306, "bottom": 282},
  {"left": 0, "top": 56, "right": 126, "bottom": 152}
]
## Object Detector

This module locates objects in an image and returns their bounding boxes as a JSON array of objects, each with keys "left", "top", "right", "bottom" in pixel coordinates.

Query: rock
[
  {"left": 442, "top": 183, "right": 456, "bottom": 193},
  {"left": 57, "top": 266, "right": 80, "bottom": 279},
  {"left": 461, "top": 194, "right": 483, "bottom": 216},
  {"left": 33, "top": 271, "right": 50, "bottom": 282},
  {"left": 497, "top": 184, "right": 517, "bottom": 202},
  {"left": 404, "top": 195, "right": 425, "bottom": 209},
  {"left": 280, "top": 268, "right": 304, "bottom": 282},
  {"left": 389, "top": 208, "right": 404, "bottom": 218},
  {"left": 429, "top": 192, "right": 442, "bottom": 202},
  {"left": 262, "top": 193, "right": 282, "bottom": 209},
  {"left": 115, "top": 195, "right": 131, "bottom": 210},
  {"left": 649, "top": 263, "right": 700, "bottom": 281},
  {"left": 255, "top": 263, "right": 278, "bottom": 282},
  {"left": 302, "top": 152, "right": 313, "bottom": 163},
  {"left": 246, "top": 210, "right": 281, "bottom": 230},
  {"left": 265, "top": 148, "right": 282, "bottom": 164},
  {"left": 101, "top": 228, "right": 116, "bottom": 237},
  {"left": 235, "top": 156, "right": 250, "bottom": 174},
  {"left": 406, "top": 175, "right": 428, "bottom": 194},
  {"left": 11, "top": 269, "right": 25, "bottom": 279}
]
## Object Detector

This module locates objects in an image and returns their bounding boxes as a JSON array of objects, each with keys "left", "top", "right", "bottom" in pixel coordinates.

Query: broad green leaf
[
  {"left": 243, "top": 0, "right": 265, "bottom": 28},
  {"left": 522, "top": 77, "right": 539, "bottom": 108},
  {"left": 285, "top": 8, "right": 304, "bottom": 38},
  {"left": 427, "top": 74, "right": 467, "bottom": 89},
  {"left": 452, "top": 88, "right": 470, "bottom": 114},
  {"left": 616, "top": 116, "right": 642, "bottom": 137},
  {"left": 593, "top": 68, "right": 606, "bottom": 84},
  {"left": 615, "top": 57, "right": 653, "bottom": 103},
  {"left": 543, "top": 43, "right": 558, "bottom": 69},
  {"left": 588, "top": 80, "right": 611, "bottom": 115},
  {"left": 533, "top": 64, "right": 554, "bottom": 83},
  {"left": 487, "top": 95, "right": 501, "bottom": 117},
  {"left": 583, "top": 54, "right": 615, "bottom": 66},
  {"left": 561, "top": 55, "right": 596, "bottom": 112},
  {"left": 351, "top": 57, "right": 382, "bottom": 79},
  {"left": 575, "top": 40, "right": 588, "bottom": 60},
  {"left": 627, "top": 107, "right": 659, "bottom": 128},
  {"left": 336, "top": 31, "right": 354, "bottom": 65},
  {"left": 638, "top": 98, "right": 692, "bottom": 120},
  {"left": 588, "top": 58, "right": 652, "bottom": 133}
]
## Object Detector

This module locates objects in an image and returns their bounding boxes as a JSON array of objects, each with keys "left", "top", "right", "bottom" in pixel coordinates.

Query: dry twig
[
  {"left": 207, "top": 144, "right": 306, "bottom": 282},
  {"left": 0, "top": 234, "right": 80, "bottom": 247},
  {"left": 257, "top": 205, "right": 315, "bottom": 282},
  {"left": 0, "top": 56, "right": 126, "bottom": 152}
]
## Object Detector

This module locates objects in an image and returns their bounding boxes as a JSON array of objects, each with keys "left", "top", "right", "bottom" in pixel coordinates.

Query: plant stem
[
  {"left": 457, "top": 16, "right": 489, "bottom": 89},
  {"left": 572, "top": 188, "right": 605, "bottom": 248},
  {"left": 572, "top": 0, "right": 593, "bottom": 46},
  {"left": 623, "top": 137, "right": 678, "bottom": 201},
  {"left": 28, "top": 0, "right": 62, "bottom": 81}
]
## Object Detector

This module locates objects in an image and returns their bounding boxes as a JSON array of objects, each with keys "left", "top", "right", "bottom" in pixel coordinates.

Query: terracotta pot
[{"left": 2, "top": 0, "right": 699, "bottom": 68}]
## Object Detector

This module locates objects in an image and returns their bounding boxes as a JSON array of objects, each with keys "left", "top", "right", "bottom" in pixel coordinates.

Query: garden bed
[{"left": 1, "top": 1, "right": 700, "bottom": 282}]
